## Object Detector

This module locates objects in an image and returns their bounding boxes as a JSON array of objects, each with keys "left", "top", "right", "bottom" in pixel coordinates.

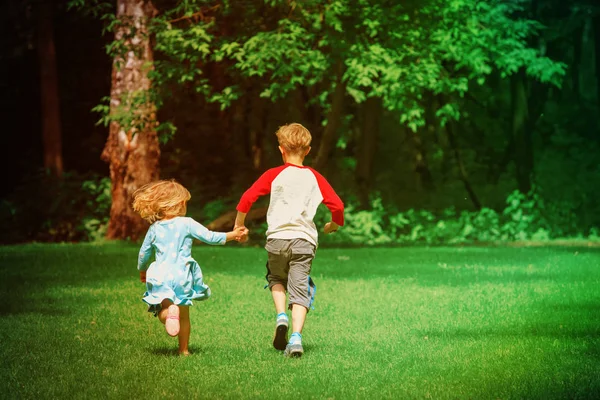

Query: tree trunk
[
  {"left": 102, "top": 0, "right": 160, "bottom": 240},
  {"left": 491, "top": 83, "right": 547, "bottom": 185},
  {"left": 446, "top": 122, "right": 481, "bottom": 210},
  {"left": 313, "top": 61, "right": 346, "bottom": 170},
  {"left": 229, "top": 100, "right": 251, "bottom": 185},
  {"left": 409, "top": 128, "right": 435, "bottom": 192},
  {"left": 511, "top": 69, "right": 533, "bottom": 194},
  {"left": 355, "top": 97, "right": 382, "bottom": 209},
  {"left": 36, "top": 0, "right": 63, "bottom": 177},
  {"left": 248, "top": 95, "right": 266, "bottom": 171}
]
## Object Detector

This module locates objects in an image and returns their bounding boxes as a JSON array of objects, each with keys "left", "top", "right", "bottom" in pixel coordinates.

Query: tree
[
  {"left": 355, "top": 97, "right": 382, "bottom": 208},
  {"left": 216, "top": 0, "right": 565, "bottom": 205},
  {"left": 36, "top": 0, "right": 64, "bottom": 177},
  {"left": 101, "top": 0, "right": 160, "bottom": 240},
  {"left": 72, "top": 0, "right": 568, "bottom": 223}
]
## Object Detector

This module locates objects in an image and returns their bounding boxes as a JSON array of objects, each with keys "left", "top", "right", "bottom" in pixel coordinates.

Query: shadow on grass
[
  {"left": 0, "top": 291, "right": 70, "bottom": 316},
  {"left": 150, "top": 345, "right": 204, "bottom": 357},
  {"left": 2, "top": 245, "right": 599, "bottom": 313}
]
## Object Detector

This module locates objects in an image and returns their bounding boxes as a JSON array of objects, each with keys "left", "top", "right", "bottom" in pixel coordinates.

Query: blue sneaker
[
  {"left": 284, "top": 332, "right": 303, "bottom": 357},
  {"left": 273, "top": 313, "right": 288, "bottom": 351},
  {"left": 284, "top": 342, "right": 304, "bottom": 357}
]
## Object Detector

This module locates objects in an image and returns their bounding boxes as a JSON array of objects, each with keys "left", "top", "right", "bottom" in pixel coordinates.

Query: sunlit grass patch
[{"left": 1, "top": 244, "right": 599, "bottom": 399}]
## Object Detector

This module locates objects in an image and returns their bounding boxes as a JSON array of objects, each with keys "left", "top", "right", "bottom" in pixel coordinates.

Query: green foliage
[
  {"left": 67, "top": 0, "right": 113, "bottom": 18},
  {"left": 199, "top": 199, "right": 229, "bottom": 222},
  {"left": 536, "top": 122, "right": 600, "bottom": 234},
  {"left": 308, "top": 189, "right": 597, "bottom": 246},
  {"left": 202, "top": 0, "right": 567, "bottom": 134},
  {"left": 62, "top": 0, "right": 588, "bottom": 250},
  {"left": 72, "top": 0, "right": 568, "bottom": 144},
  {"left": 80, "top": 176, "right": 112, "bottom": 242},
  {"left": 218, "top": 18, "right": 329, "bottom": 101},
  {"left": 322, "top": 198, "right": 393, "bottom": 246},
  {"left": 151, "top": 14, "right": 214, "bottom": 98},
  {"left": 0, "top": 172, "right": 111, "bottom": 243}
]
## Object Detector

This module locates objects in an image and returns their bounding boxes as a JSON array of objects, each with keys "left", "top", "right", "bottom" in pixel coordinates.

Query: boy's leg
[
  {"left": 178, "top": 305, "right": 191, "bottom": 355},
  {"left": 271, "top": 284, "right": 289, "bottom": 351},
  {"left": 291, "top": 303, "right": 308, "bottom": 334},
  {"left": 285, "top": 304, "right": 308, "bottom": 358},
  {"left": 271, "top": 284, "right": 287, "bottom": 314},
  {"left": 284, "top": 239, "right": 316, "bottom": 357},
  {"left": 265, "top": 239, "right": 291, "bottom": 351}
]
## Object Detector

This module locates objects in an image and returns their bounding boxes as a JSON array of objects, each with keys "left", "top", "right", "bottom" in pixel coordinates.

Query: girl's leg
[
  {"left": 158, "top": 299, "right": 180, "bottom": 337},
  {"left": 158, "top": 299, "right": 174, "bottom": 324},
  {"left": 178, "top": 305, "right": 191, "bottom": 355}
]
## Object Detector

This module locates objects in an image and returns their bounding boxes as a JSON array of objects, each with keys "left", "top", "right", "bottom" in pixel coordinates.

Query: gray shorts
[{"left": 265, "top": 238, "right": 316, "bottom": 311}]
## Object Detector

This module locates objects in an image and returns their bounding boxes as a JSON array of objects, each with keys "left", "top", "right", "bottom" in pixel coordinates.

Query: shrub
[
  {"left": 0, "top": 171, "right": 111, "bottom": 243},
  {"left": 314, "top": 189, "right": 591, "bottom": 246}
]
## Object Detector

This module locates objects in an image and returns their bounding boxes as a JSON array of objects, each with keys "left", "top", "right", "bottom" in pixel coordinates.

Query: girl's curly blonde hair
[{"left": 132, "top": 180, "right": 191, "bottom": 223}]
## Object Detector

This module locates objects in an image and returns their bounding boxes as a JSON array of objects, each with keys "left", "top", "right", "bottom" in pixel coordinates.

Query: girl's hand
[
  {"left": 324, "top": 221, "right": 339, "bottom": 234},
  {"left": 140, "top": 271, "right": 147, "bottom": 283}
]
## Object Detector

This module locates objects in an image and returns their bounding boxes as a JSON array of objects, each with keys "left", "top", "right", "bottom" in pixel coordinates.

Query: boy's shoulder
[
  {"left": 304, "top": 165, "right": 324, "bottom": 177},
  {"left": 254, "top": 164, "right": 294, "bottom": 183},
  {"left": 264, "top": 164, "right": 289, "bottom": 174},
  {"left": 254, "top": 165, "right": 329, "bottom": 189},
  {"left": 266, "top": 164, "right": 323, "bottom": 176}
]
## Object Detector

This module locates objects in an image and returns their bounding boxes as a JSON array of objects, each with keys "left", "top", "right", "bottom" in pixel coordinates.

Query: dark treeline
[{"left": 1, "top": 0, "right": 599, "bottom": 243}]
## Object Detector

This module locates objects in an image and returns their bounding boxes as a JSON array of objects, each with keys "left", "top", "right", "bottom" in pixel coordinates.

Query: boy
[{"left": 234, "top": 123, "right": 344, "bottom": 357}]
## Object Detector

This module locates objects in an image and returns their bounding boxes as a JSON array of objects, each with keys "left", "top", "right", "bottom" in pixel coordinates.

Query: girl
[{"left": 132, "top": 179, "right": 247, "bottom": 355}]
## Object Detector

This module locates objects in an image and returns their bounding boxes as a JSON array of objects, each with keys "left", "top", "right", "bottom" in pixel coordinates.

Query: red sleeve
[
  {"left": 236, "top": 166, "right": 287, "bottom": 213},
  {"left": 309, "top": 168, "right": 345, "bottom": 226}
]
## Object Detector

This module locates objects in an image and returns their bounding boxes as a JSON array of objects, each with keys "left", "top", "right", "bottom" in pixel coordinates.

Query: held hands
[
  {"left": 140, "top": 271, "right": 146, "bottom": 283},
  {"left": 324, "top": 221, "right": 339, "bottom": 234},
  {"left": 233, "top": 225, "right": 249, "bottom": 242}
]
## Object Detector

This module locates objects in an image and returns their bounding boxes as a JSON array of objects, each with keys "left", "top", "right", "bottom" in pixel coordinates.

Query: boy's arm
[
  {"left": 234, "top": 211, "right": 247, "bottom": 229},
  {"left": 234, "top": 167, "right": 283, "bottom": 238},
  {"left": 236, "top": 166, "right": 284, "bottom": 216},
  {"left": 310, "top": 168, "right": 345, "bottom": 227}
]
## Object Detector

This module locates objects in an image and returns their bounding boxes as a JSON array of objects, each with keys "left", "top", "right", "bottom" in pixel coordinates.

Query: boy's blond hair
[
  {"left": 132, "top": 180, "right": 191, "bottom": 223},
  {"left": 276, "top": 123, "right": 312, "bottom": 155}
]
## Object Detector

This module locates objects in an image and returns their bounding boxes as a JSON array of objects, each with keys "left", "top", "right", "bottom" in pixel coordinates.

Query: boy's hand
[
  {"left": 324, "top": 221, "right": 339, "bottom": 234},
  {"left": 140, "top": 271, "right": 147, "bottom": 283}
]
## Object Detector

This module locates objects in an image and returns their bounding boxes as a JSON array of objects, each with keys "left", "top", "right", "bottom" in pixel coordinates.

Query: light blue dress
[{"left": 137, "top": 216, "right": 227, "bottom": 314}]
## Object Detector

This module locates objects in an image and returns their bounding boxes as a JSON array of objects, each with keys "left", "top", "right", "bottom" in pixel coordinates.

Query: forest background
[{"left": 1, "top": 0, "right": 599, "bottom": 246}]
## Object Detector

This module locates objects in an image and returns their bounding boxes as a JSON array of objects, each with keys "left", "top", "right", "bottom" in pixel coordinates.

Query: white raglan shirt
[{"left": 236, "top": 163, "right": 344, "bottom": 246}]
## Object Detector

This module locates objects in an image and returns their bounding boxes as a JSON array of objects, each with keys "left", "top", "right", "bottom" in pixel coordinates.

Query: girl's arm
[
  {"left": 187, "top": 218, "right": 228, "bottom": 245},
  {"left": 187, "top": 218, "right": 247, "bottom": 244},
  {"left": 137, "top": 227, "right": 155, "bottom": 272}
]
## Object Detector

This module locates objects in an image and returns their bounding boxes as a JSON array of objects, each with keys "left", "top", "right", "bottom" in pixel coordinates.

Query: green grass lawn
[{"left": 1, "top": 243, "right": 599, "bottom": 399}]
